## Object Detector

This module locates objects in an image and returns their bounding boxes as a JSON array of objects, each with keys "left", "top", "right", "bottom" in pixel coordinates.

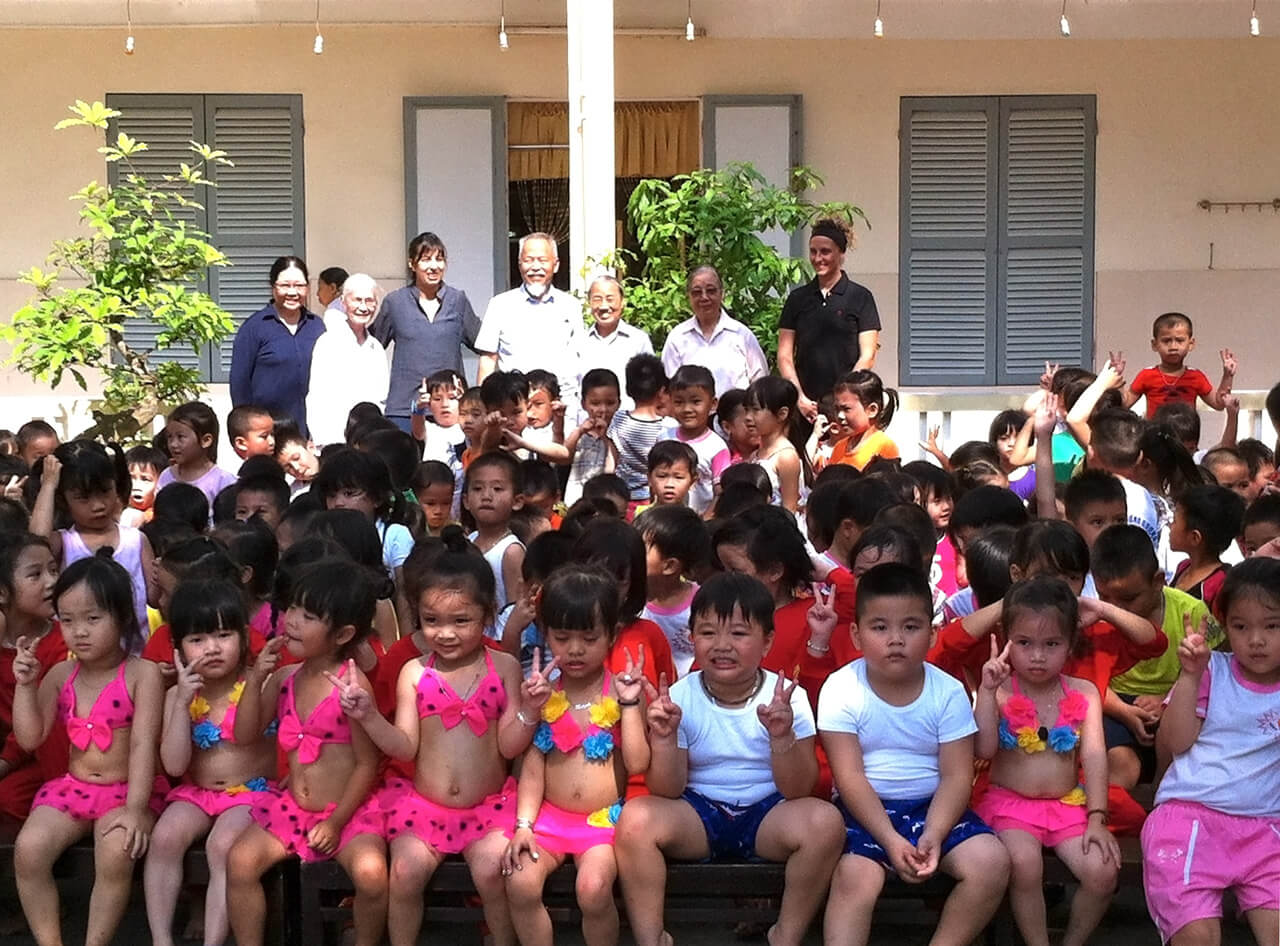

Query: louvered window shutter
[
  {"left": 998, "top": 98, "right": 1096, "bottom": 385},
  {"left": 900, "top": 96, "right": 1095, "bottom": 386},
  {"left": 106, "top": 94, "right": 305, "bottom": 383}
]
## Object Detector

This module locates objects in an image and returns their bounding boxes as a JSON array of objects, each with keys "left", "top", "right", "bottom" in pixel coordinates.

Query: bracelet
[
  {"left": 516, "top": 710, "right": 538, "bottom": 727},
  {"left": 770, "top": 735, "right": 797, "bottom": 755},
  {"left": 1087, "top": 808, "right": 1109, "bottom": 823},
  {"left": 617, "top": 698, "right": 641, "bottom": 707},
  {"left": 805, "top": 640, "right": 830, "bottom": 655},
  {"left": 515, "top": 817, "right": 535, "bottom": 830}
]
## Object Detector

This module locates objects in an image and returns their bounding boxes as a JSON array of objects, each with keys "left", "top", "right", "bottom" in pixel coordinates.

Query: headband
[{"left": 810, "top": 221, "right": 848, "bottom": 252}]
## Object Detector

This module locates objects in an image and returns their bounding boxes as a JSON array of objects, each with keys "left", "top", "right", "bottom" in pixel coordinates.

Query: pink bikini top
[
  {"left": 277, "top": 670, "right": 352, "bottom": 764},
  {"left": 59, "top": 663, "right": 133, "bottom": 752},
  {"left": 417, "top": 650, "right": 507, "bottom": 736}
]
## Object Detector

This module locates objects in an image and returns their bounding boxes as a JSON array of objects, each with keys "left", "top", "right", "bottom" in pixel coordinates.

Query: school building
[{"left": 0, "top": 0, "right": 1276, "bottom": 448}]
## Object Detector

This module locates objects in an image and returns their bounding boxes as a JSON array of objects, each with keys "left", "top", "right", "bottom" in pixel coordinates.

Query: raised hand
[
  {"left": 520, "top": 647, "right": 561, "bottom": 715},
  {"left": 643, "top": 673, "right": 681, "bottom": 740},
  {"left": 37, "top": 455, "right": 62, "bottom": 492},
  {"left": 980, "top": 636, "right": 1012, "bottom": 692},
  {"left": 918, "top": 424, "right": 942, "bottom": 455},
  {"left": 612, "top": 646, "right": 647, "bottom": 705},
  {"left": 324, "top": 659, "right": 374, "bottom": 721},
  {"left": 1033, "top": 392, "right": 1059, "bottom": 437},
  {"left": 3, "top": 475, "right": 25, "bottom": 501},
  {"left": 173, "top": 650, "right": 205, "bottom": 705},
  {"left": 1222, "top": 393, "right": 1241, "bottom": 413},
  {"left": 1220, "top": 348, "right": 1237, "bottom": 377},
  {"left": 756, "top": 672, "right": 799, "bottom": 740},
  {"left": 1098, "top": 357, "right": 1125, "bottom": 390},
  {"left": 250, "top": 635, "right": 287, "bottom": 682},
  {"left": 1177, "top": 614, "right": 1211, "bottom": 676},
  {"left": 1040, "top": 361, "right": 1061, "bottom": 390},
  {"left": 1106, "top": 351, "right": 1127, "bottom": 380},
  {"left": 12, "top": 635, "right": 41, "bottom": 687},
  {"left": 805, "top": 583, "right": 839, "bottom": 650}
]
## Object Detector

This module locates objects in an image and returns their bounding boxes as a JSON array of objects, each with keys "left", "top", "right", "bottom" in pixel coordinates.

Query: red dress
[{"left": 0, "top": 627, "right": 71, "bottom": 819}]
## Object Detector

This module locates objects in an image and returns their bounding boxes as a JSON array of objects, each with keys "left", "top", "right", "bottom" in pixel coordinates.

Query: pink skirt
[
  {"left": 379, "top": 776, "right": 516, "bottom": 854},
  {"left": 32, "top": 772, "right": 168, "bottom": 822},
  {"left": 251, "top": 788, "right": 385, "bottom": 862},
  {"left": 506, "top": 797, "right": 621, "bottom": 857},
  {"left": 974, "top": 784, "right": 1087, "bottom": 848},
  {"left": 166, "top": 779, "right": 276, "bottom": 818}
]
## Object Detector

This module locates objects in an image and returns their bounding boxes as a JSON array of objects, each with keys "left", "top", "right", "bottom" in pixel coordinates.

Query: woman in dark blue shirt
[
  {"left": 371, "top": 232, "right": 481, "bottom": 430},
  {"left": 229, "top": 255, "right": 326, "bottom": 436}
]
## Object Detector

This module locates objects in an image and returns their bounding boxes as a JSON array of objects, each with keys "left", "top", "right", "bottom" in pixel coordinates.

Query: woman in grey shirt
[{"left": 372, "top": 232, "right": 481, "bottom": 431}]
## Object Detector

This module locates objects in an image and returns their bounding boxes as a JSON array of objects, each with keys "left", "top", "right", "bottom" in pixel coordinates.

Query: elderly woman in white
[{"left": 304, "top": 273, "right": 390, "bottom": 447}]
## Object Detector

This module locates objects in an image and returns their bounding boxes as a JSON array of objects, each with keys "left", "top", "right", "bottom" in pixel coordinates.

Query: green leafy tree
[
  {"left": 617, "top": 163, "right": 867, "bottom": 359},
  {"left": 5, "top": 100, "right": 235, "bottom": 441}
]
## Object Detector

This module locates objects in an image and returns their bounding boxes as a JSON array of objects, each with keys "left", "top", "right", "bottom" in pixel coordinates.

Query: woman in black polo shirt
[{"left": 777, "top": 218, "right": 881, "bottom": 422}]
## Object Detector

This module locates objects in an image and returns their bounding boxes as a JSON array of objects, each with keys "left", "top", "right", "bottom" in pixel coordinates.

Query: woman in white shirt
[{"left": 305, "top": 273, "right": 390, "bottom": 447}]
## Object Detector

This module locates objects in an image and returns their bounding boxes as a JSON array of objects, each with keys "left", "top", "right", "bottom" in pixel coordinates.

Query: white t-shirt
[
  {"left": 818, "top": 659, "right": 977, "bottom": 800},
  {"left": 673, "top": 669, "right": 815, "bottom": 807},
  {"left": 376, "top": 520, "right": 414, "bottom": 574}
]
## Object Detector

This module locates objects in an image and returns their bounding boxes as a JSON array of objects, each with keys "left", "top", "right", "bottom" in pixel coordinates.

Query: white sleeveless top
[
  {"left": 60, "top": 526, "right": 150, "bottom": 650},
  {"left": 468, "top": 531, "right": 524, "bottom": 611}
]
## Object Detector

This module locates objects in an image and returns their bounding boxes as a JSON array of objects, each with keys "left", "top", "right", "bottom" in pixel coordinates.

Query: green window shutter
[
  {"left": 205, "top": 95, "right": 306, "bottom": 382},
  {"left": 106, "top": 95, "right": 207, "bottom": 373},
  {"left": 899, "top": 99, "right": 999, "bottom": 385},
  {"left": 998, "top": 100, "right": 1096, "bottom": 384}
]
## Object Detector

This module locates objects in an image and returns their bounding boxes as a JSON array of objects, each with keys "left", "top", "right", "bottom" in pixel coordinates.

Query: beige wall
[{"left": 2, "top": 26, "right": 1277, "bottom": 412}]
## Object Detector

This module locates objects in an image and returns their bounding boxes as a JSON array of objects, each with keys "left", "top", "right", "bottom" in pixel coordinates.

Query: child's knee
[
  {"left": 347, "top": 853, "right": 389, "bottom": 899},
  {"left": 14, "top": 829, "right": 55, "bottom": 875},
  {"left": 953, "top": 835, "right": 1011, "bottom": 886},
  {"left": 831, "top": 854, "right": 886, "bottom": 902},
  {"left": 227, "top": 835, "right": 265, "bottom": 884},
  {"left": 576, "top": 868, "right": 616, "bottom": 914},
  {"left": 147, "top": 822, "right": 189, "bottom": 860},
  {"left": 1075, "top": 854, "right": 1118, "bottom": 895},
  {"left": 505, "top": 866, "right": 546, "bottom": 906},
  {"left": 614, "top": 799, "right": 659, "bottom": 848},
  {"left": 204, "top": 825, "right": 240, "bottom": 864},
  {"left": 389, "top": 854, "right": 431, "bottom": 894}
]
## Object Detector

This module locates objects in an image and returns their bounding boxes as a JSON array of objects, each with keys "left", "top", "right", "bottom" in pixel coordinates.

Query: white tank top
[
  {"left": 469, "top": 531, "right": 523, "bottom": 611},
  {"left": 60, "top": 526, "right": 150, "bottom": 651}
]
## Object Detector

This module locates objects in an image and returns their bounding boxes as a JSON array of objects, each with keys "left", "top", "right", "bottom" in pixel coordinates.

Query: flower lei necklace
[
  {"left": 189, "top": 680, "right": 246, "bottom": 750},
  {"left": 998, "top": 676, "right": 1088, "bottom": 755},
  {"left": 533, "top": 673, "right": 620, "bottom": 762}
]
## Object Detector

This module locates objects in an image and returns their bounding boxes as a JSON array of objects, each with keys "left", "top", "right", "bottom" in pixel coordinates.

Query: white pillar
[{"left": 566, "top": 0, "right": 616, "bottom": 293}]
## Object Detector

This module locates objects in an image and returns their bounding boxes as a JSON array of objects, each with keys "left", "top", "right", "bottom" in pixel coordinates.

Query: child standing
[
  {"left": 503, "top": 567, "right": 651, "bottom": 946},
  {"left": 746, "top": 376, "right": 812, "bottom": 513},
  {"left": 659, "top": 366, "right": 730, "bottom": 515},
  {"left": 635, "top": 505, "right": 708, "bottom": 676},
  {"left": 121, "top": 444, "right": 167, "bottom": 529},
  {"left": 464, "top": 452, "right": 526, "bottom": 611},
  {"left": 411, "top": 369, "right": 466, "bottom": 465},
  {"left": 227, "top": 560, "right": 388, "bottom": 946},
  {"left": 1122, "top": 312, "right": 1237, "bottom": 420},
  {"left": 974, "top": 577, "right": 1119, "bottom": 946},
  {"left": 477, "top": 370, "right": 531, "bottom": 457},
  {"left": 818, "top": 563, "right": 1010, "bottom": 946},
  {"left": 1168, "top": 484, "right": 1245, "bottom": 610},
  {"left": 158, "top": 402, "right": 238, "bottom": 510},
  {"left": 828, "top": 370, "right": 901, "bottom": 471},
  {"left": 609, "top": 354, "right": 670, "bottom": 507},
  {"left": 12, "top": 554, "right": 163, "bottom": 946},
  {"left": 1142, "top": 557, "right": 1280, "bottom": 946},
  {"left": 144, "top": 579, "right": 277, "bottom": 946},
  {"left": 410, "top": 460, "right": 458, "bottom": 536},
  {"left": 615, "top": 572, "right": 844, "bottom": 946},
  {"left": 226, "top": 405, "right": 276, "bottom": 463},
  {"left": 31, "top": 442, "right": 154, "bottom": 646},
  {"left": 522, "top": 368, "right": 623, "bottom": 506},
  {"left": 716, "top": 388, "right": 759, "bottom": 464},
  {"left": 644, "top": 441, "right": 699, "bottom": 510}
]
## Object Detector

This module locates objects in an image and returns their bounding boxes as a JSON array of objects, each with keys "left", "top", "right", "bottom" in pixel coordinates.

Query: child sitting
[
  {"left": 659, "top": 365, "right": 730, "bottom": 515},
  {"left": 818, "top": 563, "right": 1010, "bottom": 946},
  {"left": 121, "top": 444, "right": 167, "bottom": 529},
  {"left": 1169, "top": 484, "right": 1245, "bottom": 609},
  {"left": 616, "top": 572, "right": 845, "bottom": 946},
  {"left": 226, "top": 405, "right": 276, "bottom": 463},
  {"left": 1122, "top": 312, "right": 1236, "bottom": 419},
  {"left": 1142, "top": 557, "right": 1280, "bottom": 946},
  {"left": 609, "top": 354, "right": 670, "bottom": 508},
  {"left": 635, "top": 505, "right": 708, "bottom": 676}
]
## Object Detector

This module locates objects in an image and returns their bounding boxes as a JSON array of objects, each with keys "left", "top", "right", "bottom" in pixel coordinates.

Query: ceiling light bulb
[
  {"left": 313, "top": 32, "right": 323, "bottom": 53},
  {"left": 499, "top": 15, "right": 509, "bottom": 50},
  {"left": 1060, "top": 13, "right": 1071, "bottom": 36},
  {"left": 686, "top": 16, "right": 695, "bottom": 41},
  {"left": 1250, "top": 10, "right": 1260, "bottom": 34},
  {"left": 125, "top": 33, "right": 135, "bottom": 54},
  {"left": 874, "top": 15, "right": 884, "bottom": 37}
]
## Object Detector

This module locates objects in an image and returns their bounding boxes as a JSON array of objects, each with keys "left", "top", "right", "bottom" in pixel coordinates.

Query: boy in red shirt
[{"left": 1122, "top": 312, "right": 1236, "bottom": 419}]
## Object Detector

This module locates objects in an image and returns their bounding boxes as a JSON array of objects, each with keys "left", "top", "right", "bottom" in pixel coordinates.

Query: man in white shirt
[
  {"left": 305, "top": 273, "right": 389, "bottom": 447},
  {"left": 475, "top": 232, "right": 581, "bottom": 410},
  {"left": 576, "top": 274, "right": 654, "bottom": 411}
]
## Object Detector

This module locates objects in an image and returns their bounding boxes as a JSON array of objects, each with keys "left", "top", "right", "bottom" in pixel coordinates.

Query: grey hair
[
  {"left": 685, "top": 264, "right": 722, "bottom": 291},
  {"left": 518, "top": 232, "right": 559, "bottom": 260},
  {"left": 587, "top": 274, "right": 624, "bottom": 299},
  {"left": 341, "top": 273, "right": 379, "bottom": 297}
]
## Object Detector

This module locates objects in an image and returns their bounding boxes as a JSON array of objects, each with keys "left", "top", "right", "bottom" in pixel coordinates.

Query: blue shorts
[
  {"left": 839, "top": 796, "right": 992, "bottom": 864},
  {"left": 682, "top": 789, "right": 784, "bottom": 861}
]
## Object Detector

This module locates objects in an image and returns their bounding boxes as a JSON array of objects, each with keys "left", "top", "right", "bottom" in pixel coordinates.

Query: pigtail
[{"left": 878, "top": 386, "right": 899, "bottom": 430}]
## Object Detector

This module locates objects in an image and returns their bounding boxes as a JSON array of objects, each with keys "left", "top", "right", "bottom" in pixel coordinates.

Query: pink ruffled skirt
[
  {"left": 32, "top": 773, "right": 167, "bottom": 821},
  {"left": 166, "top": 779, "right": 276, "bottom": 818},
  {"left": 505, "top": 797, "right": 621, "bottom": 857},
  {"left": 378, "top": 776, "right": 516, "bottom": 854},
  {"left": 251, "top": 789, "right": 385, "bottom": 862},
  {"left": 974, "top": 784, "right": 1087, "bottom": 848}
]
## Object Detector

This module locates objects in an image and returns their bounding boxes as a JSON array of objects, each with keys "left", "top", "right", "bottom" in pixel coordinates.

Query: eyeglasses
[{"left": 689, "top": 287, "right": 721, "bottom": 297}]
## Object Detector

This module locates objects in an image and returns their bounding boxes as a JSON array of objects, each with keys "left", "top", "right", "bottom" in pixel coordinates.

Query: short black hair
[
  {"left": 836, "top": 478, "right": 898, "bottom": 531},
  {"left": 669, "top": 364, "right": 716, "bottom": 396},
  {"left": 159, "top": 536, "right": 242, "bottom": 586},
  {"left": 1002, "top": 575, "right": 1080, "bottom": 650},
  {"left": 874, "top": 503, "right": 938, "bottom": 573},
  {"left": 1064, "top": 469, "right": 1126, "bottom": 522},
  {"left": 581, "top": 368, "right": 620, "bottom": 399},
  {"left": 519, "top": 459, "right": 559, "bottom": 500},
  {"left": 1178, "top": 485, "right": 1246, "bottom": 557},
  {"left": 718, "top": 462, "right": 772, "bottom": 498},
  {"left": 950, "top": 485, "right": 1028, "bottom": 535},
  {"left": 902, "top": 460, "right": 954, "bottom": 504},
  {"left": 1243, "top": 493, "right": 1280, "bottom": 531},
  {"left": 311, "top": 447, "right": 397, "bottom": 520},
  {"left": 53, "top": 551, "right": 142, "bottom": 654},
  {"left": 272, "top": 418, "right": 308, "bottom": 451},
  {"left": 480, "top": 370, "right": 530, "bottom": 410},
  {"left": 319, "top": 266, "right": 349, "bottom": 288},
  {"left": 581, "top": 473, "right": 629, "bottom": 515},
  {"left": 1236, "top": 439, "right": 1275, "bottom": 479},
  {"left": 712, "top": 481, "right": 769, "bottom": 519},
  {"left": 964, "top": 525, "right": 1017, "bottom": 608},
  {"left": 226, "top": 405, "right": 273, "bottom": 446},
  {"left": 140, "top": 518, "right": 199, "bottom": 558},
  {"left": 1266, "top": 381, "right": 1280, "bottom": 427},
  {"left": 465, "top": 450, "right": 524, "bottom": 496},
  {"left": 522, "top": 530, "right": 575, "bottom": 583},
  {"left": 689, "top": 571, "right": 774, "bottom": 635},
  {"left": 1091, "top": 524, "right": 1159, "bottom": 582},
  {"left": 525, "top": 369, "right": 560, "bottom": 398},
  {"left": 1090, "top": 410, "right": 1146, "bottom": 470},
  {"left": 711, "top": 506, "right": 815, "bottom": 598},
  {"left": 849, "top": 525, "right": 923, "bottom": 576},
  {"left": 0, "top": 497, "right": 30, "bottom": 534},
  {"left": 624, "top": 353, "right": 667, "bottom": 403},
  {"left": 290, "top": 558, "right": 377, "bottom": 657},
  {"left": 170, "top": 578, "right": 249, "bottom": 654},
  {"left": 716, "top": 389, "right": 749, "bottom": 427},
  {"left": 853, "top": 562, "right": 933, "bottom": 623},
  {"left": 424, "top": 369, "right": 464, "bottom": 396},
  {"left": 237, "top": 454, "right": 286, "bottom": 481},
  {"left": 538, "top": 565, "right": 620, "bottom": 638},
  {"left": 949, "top": 441, "right": 1002, "bottom": 470},
  {"left": 647, "top": 439, "right": 697, "bottom": 476},
  {"left": 411, "top": 460, "right": 456, "bottom": 496},
  {"left": 634, "top": 505, "right": 709, "bottom": 571},
  {"left": 1152, "top": 311, "right": 1193, "bottom": 337},
  {"left": 356, "top": 428, "right": 422, "bottom": 491},
  {"left": 16, "top": 420, "right": 57, "bottom": 451},
  {"left": 571, "top": 518, "right": 646, "bottom": 621},
  {"left": 124, "top": 444, "right": 167, "bottom": 474},
  {"left": 1011, "top": 520, "right": 1089, "bottom": 578},
  {"left": 153, "top": 482, "right": 209, "bottom": 533},
  {"left": 988, "top": 410, "right": 1027, "bottom": 445},
  {"left": 210, "top": 517, "right": 278, "bottom": 599},
  {"left": 1152, "top": 401, "right": 1200, "bottom": 448},
  {"left": 1214, "top": 556, "right": 1280, "bottom": 623},
  {"left": 235, "top": 475, "right": 291, "bottom": 520}
]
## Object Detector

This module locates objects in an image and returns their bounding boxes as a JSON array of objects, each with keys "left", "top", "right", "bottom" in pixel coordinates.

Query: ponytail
[
  {"left": 833, "top": 370, "right": 897, "bottom": 430},
  {"left": 746, "top": 377, "right": 814, "bottom": 487}
]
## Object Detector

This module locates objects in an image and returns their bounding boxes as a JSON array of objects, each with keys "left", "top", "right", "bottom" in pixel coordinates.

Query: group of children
[{"left": 0, "top": 307, "right": 1276, "bottom": 946}]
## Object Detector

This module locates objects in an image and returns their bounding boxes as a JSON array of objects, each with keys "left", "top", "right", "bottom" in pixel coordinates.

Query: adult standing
[
  {"left": 660, "top": 265, "right": 768, "bottom": 397},
  {"left": 576, "top": 275, "right": 653, "bottom": 409},
  {"left": 778, "top": 218, "right": 881, "bottom": 421},
  {"left": 371, "top": 232, "right": 481, "bottom": 432},
  {"left": 305, "top": 274, "right": 390, "bottom": 447},
  {"left": 229, "top": 255, "right": 326, "bottom": 436},
  {"left": 475, "top": 232, "right": 582, "bottom": 409}
]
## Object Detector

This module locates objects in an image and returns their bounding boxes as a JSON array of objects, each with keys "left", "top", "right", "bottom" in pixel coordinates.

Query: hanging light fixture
[
  {"left": 124, "top": 0, "right": 135, "bottom": 54},
  {"left": 686, "top": 0, "right": 696, "bottom": 40},
  {"left": 1251, "top": 1, "right": 1261, "bottom": 35},
  {"left": 874, "top": 0, "right": 884, "bottom": 37},
  {"left": 313, "top": 0, "right": 324, "bottom": 53},
  {"left": 1059, "top": 0, "right": 1071, "bottom": 36},
  {"left": 499, "top": 0, "right": 509, "bottom": 49}
]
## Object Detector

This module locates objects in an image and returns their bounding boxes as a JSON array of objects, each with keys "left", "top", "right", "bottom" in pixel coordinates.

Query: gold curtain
[{"left": 507, "top": 101, "right": 700, "bottom": 181}]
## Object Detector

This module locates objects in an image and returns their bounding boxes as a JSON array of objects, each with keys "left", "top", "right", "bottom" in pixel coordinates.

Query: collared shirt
[
  {"left": 371, "top": 283, "right": 480, "bottom": 419},
  {"left": 779, "top": 272, "right": 881, "bottom": 401},
  {"left": 577, "top": 319, "right": 654, "bottom": 410},
  {"left": 305, "top": 325, "right": 390, "bottom": 447},
  {"left": 660, "top": 310, "right": 768, "bottom": 397},
  {"left": 229, "top": 303, "right": 327, "bottom": 436},
  {"left": 475, "top": 285, "right": 582, "bottom": 405}
]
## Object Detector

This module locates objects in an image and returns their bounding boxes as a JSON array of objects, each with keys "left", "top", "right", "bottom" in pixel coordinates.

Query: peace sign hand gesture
[
  {"left": 756, "top": 672, "right": 799, "bottom": 741},
  {"left": 323, "top": 659, "right": 374, "bottom": 721},
  {"left": 520, "top": 647, "right": 561, "bottom": 716},
  {"left": 805, "top": 583, "right": 839, "bottom": 652},
  {"left": 1177, "top": 614, "right": 1211, "bottom": 677},
  {"left": 642, "top": 673, "right": 681, "bottom": 740},
  {"left": 980, "top": 636, "right": 1013, "bottom": 693},
  {"left": 611, "top": 646, "right": 647, "bottom": 704},
  {"left": 173, "top": 650, "right": 205, "bottom": 705},
  {"left": 12, "top": 636, "right": 41, "bottom": 687}
]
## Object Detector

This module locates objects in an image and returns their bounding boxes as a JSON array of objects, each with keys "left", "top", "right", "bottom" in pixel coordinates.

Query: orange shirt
[{"left": 830, "top": 429, "right": 900, "bottom": 471}]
